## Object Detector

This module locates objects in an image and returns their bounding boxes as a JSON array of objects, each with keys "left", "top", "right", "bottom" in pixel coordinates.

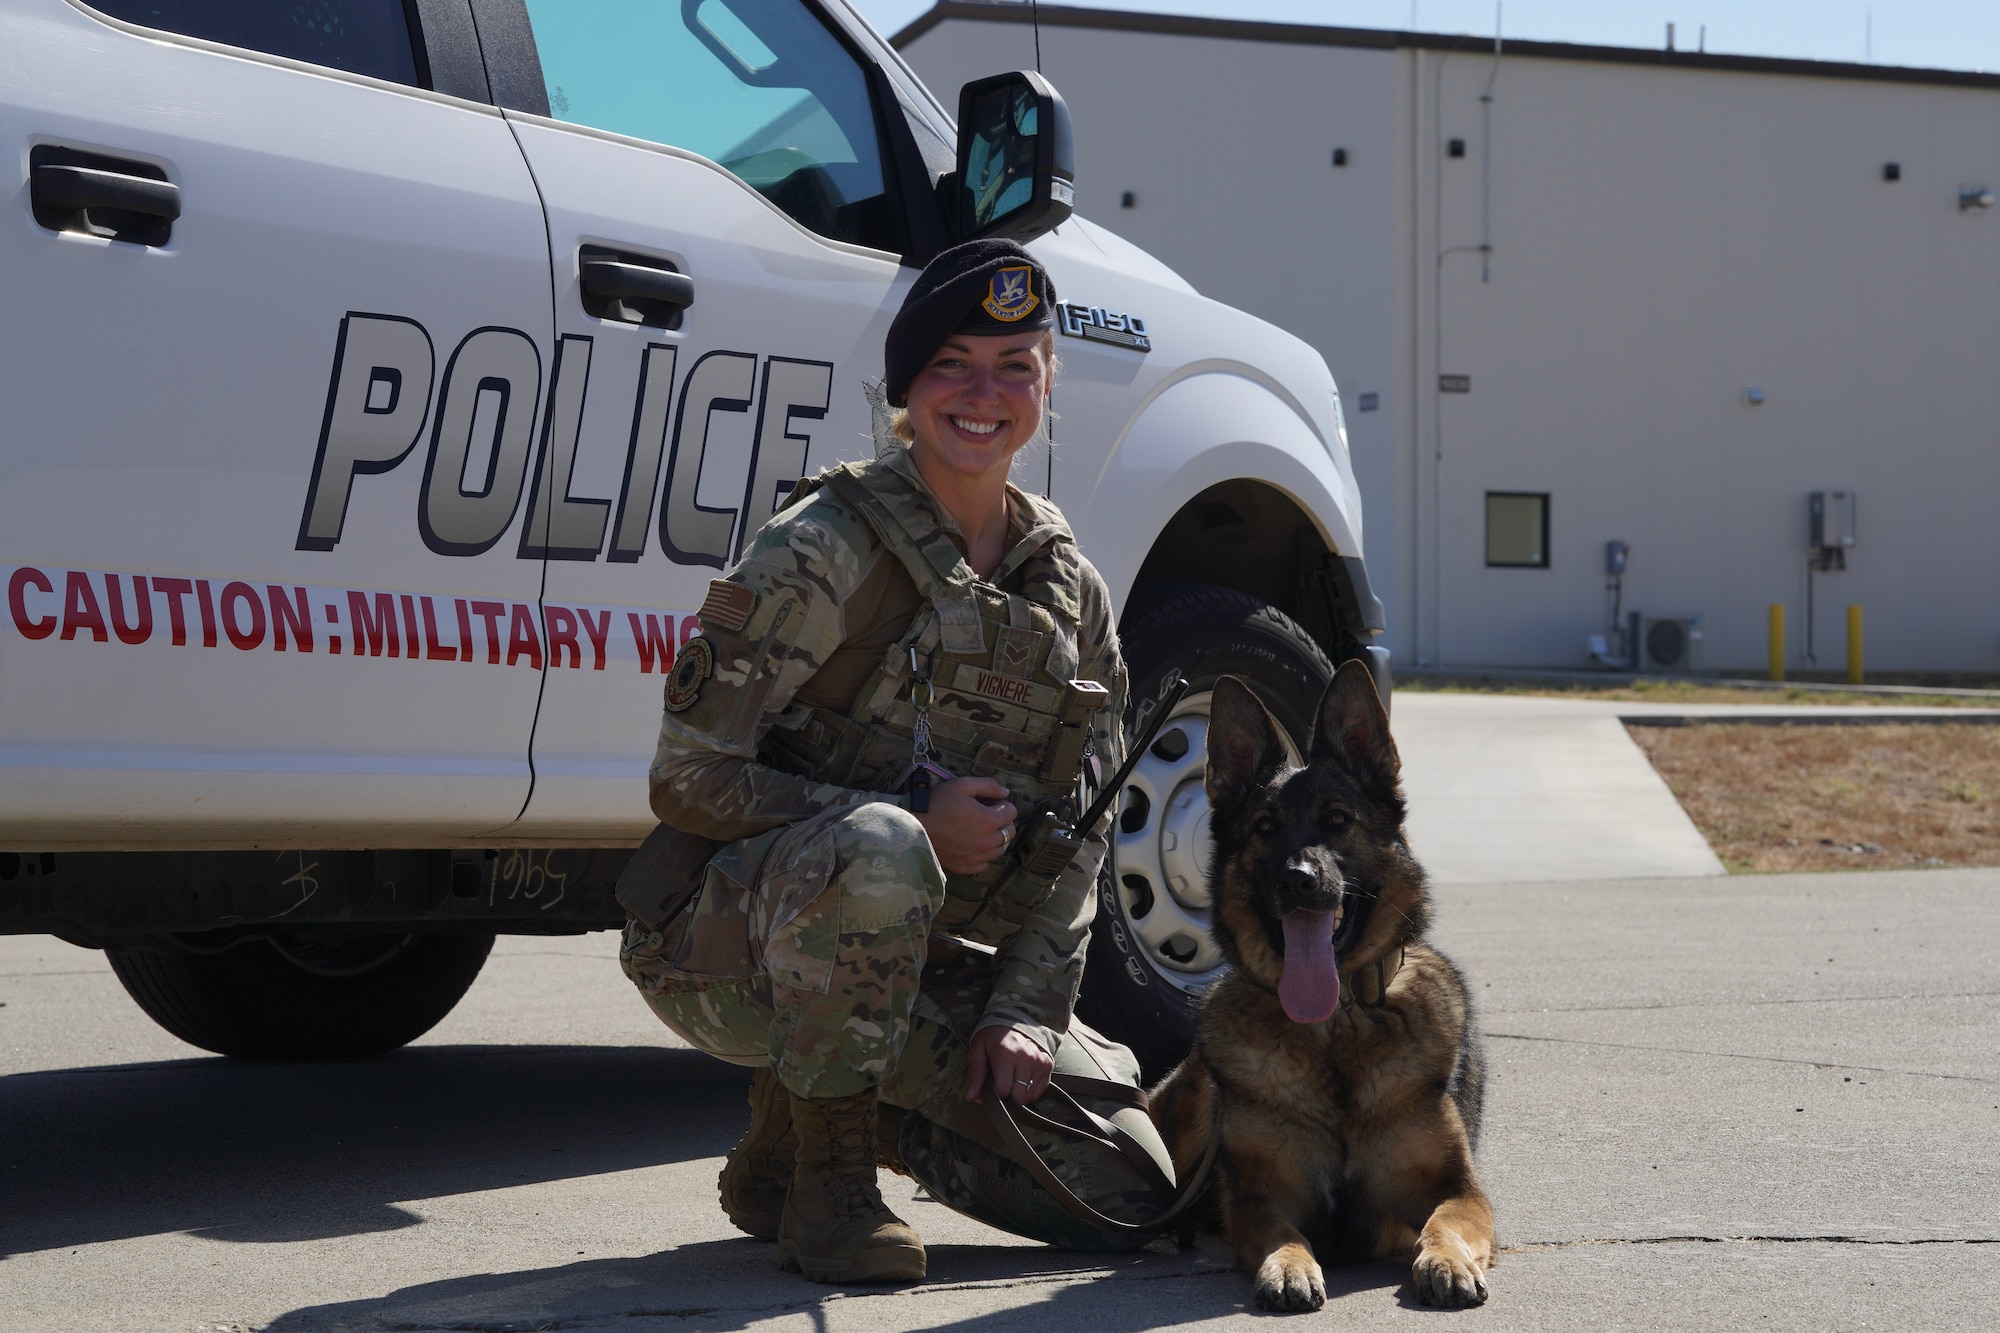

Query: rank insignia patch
[
  {"left": 664, "top": 635, "right": 715, "bottom": 713},
  {"left": 982, "top": 265, "right": 1040, "bottom": 323},
  {"left": 993, "top": 625, "right": 1046, "bottom": 677}
]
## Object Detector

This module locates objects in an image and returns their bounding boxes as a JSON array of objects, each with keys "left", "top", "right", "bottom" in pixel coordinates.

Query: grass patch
[
  {"left": 1626, "top": 723, "right": 2000, "bottom": 871},
  {"left": 1401, "top": 676, "right": 2000, "bottom": 708}
]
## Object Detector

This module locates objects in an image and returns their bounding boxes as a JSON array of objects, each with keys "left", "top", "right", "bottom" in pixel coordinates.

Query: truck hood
[
  {"left": 1066, "top": 216, "right": 1197, "bottom": 296},
  {"left": 1027, "top": 218, "right": 1360, "bottom": 548}
]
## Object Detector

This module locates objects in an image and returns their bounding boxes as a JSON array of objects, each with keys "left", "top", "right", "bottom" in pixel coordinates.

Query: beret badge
[{"left": 981, "top": 265, "right": 1040, "bottom": 323}]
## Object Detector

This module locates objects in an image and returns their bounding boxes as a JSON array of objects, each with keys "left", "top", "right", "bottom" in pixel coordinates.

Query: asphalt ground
[{"left": 3, "top": 867, "right": 1994, "bottom": 1332}]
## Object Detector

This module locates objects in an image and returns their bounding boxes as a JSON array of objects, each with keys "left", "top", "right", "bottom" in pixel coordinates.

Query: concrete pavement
[
  {"left": 1392, "top": 692, "right": 1727, "bottom": 884},
  {"left": 1392, "top": 691, "right": 1988, "bottom": 884},
  {"left": 3, "top": 866, "right": 1995, "bottom": 1331}
]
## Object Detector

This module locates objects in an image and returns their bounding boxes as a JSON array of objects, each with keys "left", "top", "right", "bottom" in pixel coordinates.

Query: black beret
[{"left": 884, "top": 239, "right": 1056, "bottom": 406}]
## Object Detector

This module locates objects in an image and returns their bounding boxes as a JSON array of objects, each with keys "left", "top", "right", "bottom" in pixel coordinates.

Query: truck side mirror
[{"left": 949, "top": 70, "right": 1075, "bottom": 243}]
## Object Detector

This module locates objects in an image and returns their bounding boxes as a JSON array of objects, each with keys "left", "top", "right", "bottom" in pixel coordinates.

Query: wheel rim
[{"left": 1112, "top": 691, "right": 1228, "bottom": 992}]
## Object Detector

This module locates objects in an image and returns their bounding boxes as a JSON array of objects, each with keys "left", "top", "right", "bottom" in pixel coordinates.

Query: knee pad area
[
  {"left": 831, "top": 802, "right": 947, "bottom": 900},
  {"left": 842, "top": 800, "right": 932, "bottom": 853}
]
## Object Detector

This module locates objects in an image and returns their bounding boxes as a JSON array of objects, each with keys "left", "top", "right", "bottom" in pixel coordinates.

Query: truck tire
[
  {"left": 1078, "top": 583, "right": 1335, "bottom": 1079},
  {"left": 106, "top": 931, "right": 494, "bottom": 1059}
]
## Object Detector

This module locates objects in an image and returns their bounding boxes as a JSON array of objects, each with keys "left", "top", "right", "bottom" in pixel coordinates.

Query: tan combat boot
[
  {"left": 717, "top": 1066, "right": 795, "bottom": 1240},
  {"left": 777, "top": 1090, "right": 927, "bottom": 1284}
]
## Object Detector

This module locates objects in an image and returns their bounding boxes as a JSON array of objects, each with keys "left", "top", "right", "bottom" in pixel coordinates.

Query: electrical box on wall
[
  {"left": 1809, "top": 490, "right": 1855, "bottom": 574},
  {"left": 1630, "top": 613, "right": 1704, "bottom": 673},
  {"left": 1810, "top": 490, "right": 1856, "bottom": 551}
]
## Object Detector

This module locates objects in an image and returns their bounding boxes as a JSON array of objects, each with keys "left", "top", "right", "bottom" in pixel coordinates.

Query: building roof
[{"left": 892, "top": 0, "right": 2000, "bottom": 92}]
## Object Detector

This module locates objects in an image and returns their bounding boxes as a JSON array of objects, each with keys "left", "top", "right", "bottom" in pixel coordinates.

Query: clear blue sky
[{"left": 854, "top": 0, "right": 2000, "bottom": 74}]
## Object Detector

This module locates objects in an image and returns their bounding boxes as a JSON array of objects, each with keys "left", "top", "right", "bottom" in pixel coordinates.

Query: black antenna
[{"left": 1033, "top": 0, "right": 1049, "bottom": 492}]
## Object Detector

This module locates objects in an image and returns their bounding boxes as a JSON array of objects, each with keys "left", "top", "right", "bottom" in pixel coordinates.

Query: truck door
[
  {"left": 0, "top": 0, "right": 552, "bottom": 845},
  {"left": 482, "top": 0, "right": 917, "bottom": 839}
]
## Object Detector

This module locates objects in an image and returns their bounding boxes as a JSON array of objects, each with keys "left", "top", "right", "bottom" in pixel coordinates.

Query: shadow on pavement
[
  {"left": 0, "top": 1043, "right": 743, "bottom": 1257},
  {"left": 259, "top": 1235, "right": 1413, "bottom": 1331}
]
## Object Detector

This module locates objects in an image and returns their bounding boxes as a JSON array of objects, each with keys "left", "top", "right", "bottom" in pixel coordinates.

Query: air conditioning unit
[{"left": 1629, "top": 613, "right": 1703, "bottom": 673}]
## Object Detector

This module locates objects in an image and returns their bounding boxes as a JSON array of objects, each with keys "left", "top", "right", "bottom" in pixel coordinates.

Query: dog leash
[
  {"left": 981, "top": 1072, "right": 1221, "bottom": 1241},
  {"left": 974, "top": 947, "right": 1409, "bottom": 1240}
]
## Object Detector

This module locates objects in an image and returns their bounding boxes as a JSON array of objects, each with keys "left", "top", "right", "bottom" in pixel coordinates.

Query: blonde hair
[{"left": 889, "top": 331, "right": 1060, "bottom": 444}]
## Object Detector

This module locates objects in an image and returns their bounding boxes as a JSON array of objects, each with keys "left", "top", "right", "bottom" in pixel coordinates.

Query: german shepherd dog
[{"left": 1148, "top": 663, "right": 1495, "bottom": 1310}]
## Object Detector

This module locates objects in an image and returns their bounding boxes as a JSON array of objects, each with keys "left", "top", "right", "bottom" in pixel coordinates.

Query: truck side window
[
  {"left": 85, "top": 0, "right": 424, "bottom": 87},
  {"left": 522, "top": 0, "right": 904, "bottom": 254}
]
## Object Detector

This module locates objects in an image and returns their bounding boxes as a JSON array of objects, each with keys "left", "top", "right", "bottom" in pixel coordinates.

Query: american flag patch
[{"left": 698, "top": 580, "right": 758, "bottom": 633}]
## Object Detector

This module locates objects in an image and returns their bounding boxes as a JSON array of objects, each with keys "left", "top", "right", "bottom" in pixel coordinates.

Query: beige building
[{"left": 898, "top": 1, "right": 2000, "bottom": 675}]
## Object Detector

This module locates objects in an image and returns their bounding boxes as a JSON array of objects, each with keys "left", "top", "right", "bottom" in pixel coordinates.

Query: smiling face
[{"left": 902, "top": 331, "right": 1053, "bottom": 487}]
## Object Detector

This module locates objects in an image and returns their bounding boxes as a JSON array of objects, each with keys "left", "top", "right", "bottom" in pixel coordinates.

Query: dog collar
[{"left": 1344, "top": 946, "right": 1406, "bottom": 1009}]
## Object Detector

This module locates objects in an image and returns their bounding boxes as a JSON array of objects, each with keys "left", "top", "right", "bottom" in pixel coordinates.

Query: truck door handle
[
  {"left": 29, "top": 147, "right": 178, "bottom": 247},
  {"left": 580, "top": 259, "right": 694, "bottom": 311},
  {"left": 32, "top": 163, "right": 181, "bottom": 220}
]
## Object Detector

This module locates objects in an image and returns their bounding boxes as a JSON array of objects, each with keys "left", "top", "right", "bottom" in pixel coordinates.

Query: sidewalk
[
  {"left": 1391, "top": 691, "right": 1990, "bottom": 884},
  {"left": 1392, "top": 691, "right": 1727, "bottom": 883}
]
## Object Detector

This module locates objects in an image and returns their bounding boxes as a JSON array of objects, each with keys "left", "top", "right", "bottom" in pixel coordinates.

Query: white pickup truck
[{"left": 0, "top": 0, "right": 1385, "bottom": 1073}]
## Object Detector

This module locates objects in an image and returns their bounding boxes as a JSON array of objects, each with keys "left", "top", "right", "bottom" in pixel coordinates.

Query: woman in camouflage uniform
[{"left": 620, "top": 240, "right": 1162, "bottom": 1284}]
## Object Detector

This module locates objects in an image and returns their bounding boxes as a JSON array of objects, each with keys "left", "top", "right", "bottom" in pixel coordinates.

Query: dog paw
[
  {"left": 1412, "top": 1246, "right": 1489, "bottom": 1308},
  {"left": 1253, "top": 1249, "right": 1326, "bottom": 1312}
]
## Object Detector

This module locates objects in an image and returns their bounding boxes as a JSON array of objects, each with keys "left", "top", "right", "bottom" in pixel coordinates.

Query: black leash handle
[
  {"left": 980, "top": 1071, "right": 1219, "bottom": 1239},
  {"left": 1075, "top": 674, "right": 1190, "bottom": 834}
]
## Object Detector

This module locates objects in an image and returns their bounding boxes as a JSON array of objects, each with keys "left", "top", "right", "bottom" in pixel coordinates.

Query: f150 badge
[{"left": 1056, "top": 301, "right": 1150, "bottom": 352}]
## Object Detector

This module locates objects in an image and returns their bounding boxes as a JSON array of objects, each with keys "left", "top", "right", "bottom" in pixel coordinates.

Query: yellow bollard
[
  {"left": 1768, "top": 604, "right": 1785, "bottom": 681},
  {"left": 1847, "top": 605, "right": 1864, "bottom": 685}
]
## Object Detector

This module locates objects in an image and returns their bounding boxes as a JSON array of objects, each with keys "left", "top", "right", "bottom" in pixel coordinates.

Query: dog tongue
[{"left": 1279, "top": 910, "right": 1341, "bottom": 1023}]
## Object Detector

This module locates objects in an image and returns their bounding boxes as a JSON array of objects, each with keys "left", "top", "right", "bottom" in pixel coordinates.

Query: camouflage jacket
[{"left": 648, "top": 442, "right": 1127, "bottom": 1052}]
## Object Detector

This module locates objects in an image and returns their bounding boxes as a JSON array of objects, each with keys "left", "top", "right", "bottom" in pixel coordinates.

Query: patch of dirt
[
  {"left": 1403, "top": 678, "right": 2000, "bottom": 708},
  {"left": 1627, "top": 723, "right": 2000, "bottom": 872}
]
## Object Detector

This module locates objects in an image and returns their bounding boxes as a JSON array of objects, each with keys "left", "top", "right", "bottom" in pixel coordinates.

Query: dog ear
[
  {"left": 1205, "top": 675, "right": 1285, "bottom": 806},
  {"left": 1310, "top": 660, "right": 1401, "bottom": 796}
]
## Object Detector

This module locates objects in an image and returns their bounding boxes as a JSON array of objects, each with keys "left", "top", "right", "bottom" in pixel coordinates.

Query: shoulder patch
[
  {"left": 699, "top": 580, "right": 758, "bottom": 633},
  {"left": 664, "top": 635, "right": 715, "bottom": 713}
]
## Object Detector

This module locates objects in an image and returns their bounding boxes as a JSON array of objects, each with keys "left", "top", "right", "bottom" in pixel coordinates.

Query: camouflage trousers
[{"left": 620, "top": 801, "right": 1176, "bottom": 1250}]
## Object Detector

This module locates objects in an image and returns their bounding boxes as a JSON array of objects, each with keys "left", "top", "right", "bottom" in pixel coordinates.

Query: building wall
[
  {"left": 1420, "top": 50, "right": 2000, "bottom": 674},
  {"left": 900, "top": 15, "right": 2000, "bottom": 673}
]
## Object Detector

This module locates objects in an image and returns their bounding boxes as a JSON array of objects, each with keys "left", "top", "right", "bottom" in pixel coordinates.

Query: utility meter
[
  {"left": 1810, "top": 490, "right": 1856, "bottom": 559},
  {"left": 1816, "top": 488, "right": 1856, "bottom": 572}
]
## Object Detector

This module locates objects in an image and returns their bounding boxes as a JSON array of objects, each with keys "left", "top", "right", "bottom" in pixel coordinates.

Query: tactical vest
[{"left": 757, "top": 457, "right": 1104, "bottom": 936}]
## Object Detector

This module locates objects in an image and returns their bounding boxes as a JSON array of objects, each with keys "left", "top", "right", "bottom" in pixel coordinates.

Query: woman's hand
[
  {"left": 965, "top": 1022, "right": 1055, "bottom": 1104},
  {"left": 912, "top": 776, "right": 1018, "bottom": 876}
]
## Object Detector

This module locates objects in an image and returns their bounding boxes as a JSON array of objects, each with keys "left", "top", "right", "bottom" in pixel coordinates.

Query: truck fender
[{"left": 1075, "top": 370, "right": 1365, "bottom": 609}]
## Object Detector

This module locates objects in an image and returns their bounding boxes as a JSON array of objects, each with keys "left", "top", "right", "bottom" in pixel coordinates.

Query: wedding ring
[
  {"left": 1015, "top": 1078, "right": 1034, "bottom": 1087},
  {"left": 1000, "top": 826, "right": 1012, "bottom": 845}
]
